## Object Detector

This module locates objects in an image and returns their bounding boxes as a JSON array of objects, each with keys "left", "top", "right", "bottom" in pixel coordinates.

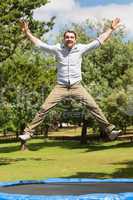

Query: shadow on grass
[
  {"left": 0, "top": 157, "right": 26, "bottom": 166},
  {"left": 28, "top": 140, "right": 133, "bottom": 152},
  {"left": 61, "top": 172, "right": 109, "bottom": 179},
  {"left": 85, "top": 142, "right": 133, "bottom": 153},
  {"left": 0, "top": 139, "right": 133, "bottom": 153},
  {"left": 61, "top": 161, "right": 133, "bottom": 179},
  {"left": 112, "top": 160, "right": 133, "bottom": 178},
  {"left": 0, "top": 157, "right": 54, "bottom": 166},
  {"left": 0, "top": 145, "right": 20, "bottom": 153}
]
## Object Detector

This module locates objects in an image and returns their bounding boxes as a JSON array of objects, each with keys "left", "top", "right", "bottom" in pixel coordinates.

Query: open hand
[
  {"left": 19, "top": 20, "right": 29, "bottom": 33},
  {"left": 111, "top": 18, "right": 121, "bottom": 30}
]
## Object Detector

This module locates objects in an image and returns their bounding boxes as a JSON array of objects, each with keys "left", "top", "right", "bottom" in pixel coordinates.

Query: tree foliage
[
  {"left": 0, "top": 0, "right": 55, "bottom": 62},
  {"left": 56, "top": 21, "right": 133, "bottom": 133},
  {"left": 0, "top": 0, "right": 56, "bottom": 133},
  {"left": 0, "top": 4, "right": 133, "bottom": 136}
]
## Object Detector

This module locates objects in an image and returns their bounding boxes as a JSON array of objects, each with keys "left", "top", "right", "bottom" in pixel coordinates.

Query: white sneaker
[
  {"left": 19, "top": 134, "right": 31, "bottom": 141},
  {"left": 109, "top": 130, "right": 122, "bottom": 140}
]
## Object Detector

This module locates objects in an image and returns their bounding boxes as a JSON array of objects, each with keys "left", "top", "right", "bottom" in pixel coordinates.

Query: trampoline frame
[{"left": 0, "top": 178, "right": 133, "bottom": 200}]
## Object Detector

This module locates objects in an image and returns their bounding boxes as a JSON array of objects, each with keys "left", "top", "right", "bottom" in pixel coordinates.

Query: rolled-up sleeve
[
  {"left": 80, "top": 39, "right": 101, "bottom": 55},
  {"left": 35, "top": 40, "right": 58, "bottom": 55}
]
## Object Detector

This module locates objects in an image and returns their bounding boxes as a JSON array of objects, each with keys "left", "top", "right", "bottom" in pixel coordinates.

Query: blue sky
[
  {"left": 33, "top": 0, "right": 133, "bottom": 40},
  {"left": 77, "top": 0, "right": 133, "bottom": 7}
]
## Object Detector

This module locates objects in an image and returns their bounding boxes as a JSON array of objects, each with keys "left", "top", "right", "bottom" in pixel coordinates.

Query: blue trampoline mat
[{"left": 0, "top": 178, "right": 133, "bottom": 200}]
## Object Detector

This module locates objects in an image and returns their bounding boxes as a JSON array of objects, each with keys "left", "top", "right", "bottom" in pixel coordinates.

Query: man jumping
[{"left": 19, "top": 18, "right": 121, "bottom": 150}]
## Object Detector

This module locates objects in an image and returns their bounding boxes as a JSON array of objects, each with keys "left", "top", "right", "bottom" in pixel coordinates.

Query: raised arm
[
  {"left": 80, "top": 18, "right": 121, "bottom": 55},
  {"left": 19, "top": 20, "right": 58, "bottom": 54},
  {"left": 98, "top": 18, "right": 121, "bottom": 44},
  {"left": 20, "top": 20, "right": 42, "bottom": 45}
]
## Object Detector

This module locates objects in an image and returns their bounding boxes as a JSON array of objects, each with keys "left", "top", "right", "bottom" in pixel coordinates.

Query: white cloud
[
  {"left": 33, "top": 0, "right": 76, "bottom": 20},
  {"left": 33, "top": 0, "right": 133, "bottom": 39}
]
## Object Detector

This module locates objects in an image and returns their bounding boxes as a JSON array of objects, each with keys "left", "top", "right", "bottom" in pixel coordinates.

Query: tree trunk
[
  {"left": 44, "top": 125, "right": 49, "bottom": 138},
  {"left": 59, "top": 122, "right": 62, "bottom": 128},
  {"left": 3, "top": 129, "right": 7, "bottom": 137},
  {"left": 80, "top": 119, "right": 88, "bottom": 144},
  {"left": 100, "top": 128, "right": 108, "bottom": 140}
]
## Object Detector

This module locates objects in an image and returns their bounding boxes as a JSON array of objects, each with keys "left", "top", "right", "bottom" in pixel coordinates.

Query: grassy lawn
[{"left": 0, "top": 129, "right": 133, "bottom": 182}]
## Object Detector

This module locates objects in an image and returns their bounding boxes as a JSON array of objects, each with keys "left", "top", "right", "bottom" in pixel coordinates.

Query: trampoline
[{"left": 0, "top": 178, "right": 133, "bottom": 200}]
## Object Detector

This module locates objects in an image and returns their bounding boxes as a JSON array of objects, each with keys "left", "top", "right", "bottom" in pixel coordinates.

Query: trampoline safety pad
[{"left": 0, "top": 178, "right": 133, "bottom": 200}]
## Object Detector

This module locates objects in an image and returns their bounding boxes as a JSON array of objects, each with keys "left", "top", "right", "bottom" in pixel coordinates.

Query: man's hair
[{"left": 63, "top": 30, "right": 77, "bottom": 39}]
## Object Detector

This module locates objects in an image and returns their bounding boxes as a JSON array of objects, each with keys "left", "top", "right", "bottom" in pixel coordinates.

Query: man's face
[{"left": 64, "top": 32, "right": 76, "bottom": 49}]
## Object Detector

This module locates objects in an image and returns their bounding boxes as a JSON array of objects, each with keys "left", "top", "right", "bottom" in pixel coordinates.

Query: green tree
[
  {"left": 0, "top": 0, "right": 56, "bottom": 134},
  {"left": 55, "top": 20, "right": 133, "bottom": 139},
  {"left": 0, "top": 0, "right": 55, "bottom": 62}
]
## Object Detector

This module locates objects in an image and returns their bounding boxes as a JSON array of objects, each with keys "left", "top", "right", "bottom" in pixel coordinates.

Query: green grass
[{"left": 0, "top": 135, "right": 133, "bottom": 182}]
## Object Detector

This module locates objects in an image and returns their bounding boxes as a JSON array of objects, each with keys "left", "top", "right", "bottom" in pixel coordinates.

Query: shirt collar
[{"left": 61, "top": 43, "right": 78, "bottom": 50}]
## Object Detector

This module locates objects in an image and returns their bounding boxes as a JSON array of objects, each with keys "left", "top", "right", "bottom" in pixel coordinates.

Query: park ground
[{"left": 0, "top": 128, "right": 133, "bottom": 182}]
